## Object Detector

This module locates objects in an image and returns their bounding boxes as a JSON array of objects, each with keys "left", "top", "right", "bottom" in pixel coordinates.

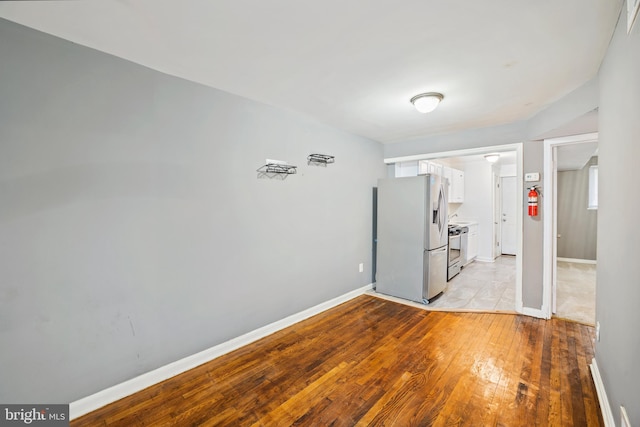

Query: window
[{"left": 588, "top": 165, "right": 598, "bottom": 210}]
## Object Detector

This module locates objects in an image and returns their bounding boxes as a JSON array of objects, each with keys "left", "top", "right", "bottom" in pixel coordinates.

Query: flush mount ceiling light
[
  {"left": 484, "top": 153, "right": 501, "bottom": 163},
  {"left": 410, "top": 92, "right": 444, "bottom": 113}
]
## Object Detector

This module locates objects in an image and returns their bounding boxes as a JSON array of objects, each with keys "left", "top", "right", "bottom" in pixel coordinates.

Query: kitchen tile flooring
[
  {"left": 370, "top": 256, "right": 517, "bottom": 313},
  {"left": 371, "top": 257, "right": 596, "bottom": 326},
  {"left": 426, "top": 255, "right": 517, "bottom": 311}
]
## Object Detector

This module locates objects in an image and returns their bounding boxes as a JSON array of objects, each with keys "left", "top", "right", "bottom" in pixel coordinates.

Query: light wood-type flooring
[{"left": 71, "top": 295, "right": 602, "bottom": 426}]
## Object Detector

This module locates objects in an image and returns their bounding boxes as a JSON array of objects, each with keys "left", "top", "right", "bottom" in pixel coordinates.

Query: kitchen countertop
[{"left": 450, "top": 220, "right": 477, "bottom": 227}]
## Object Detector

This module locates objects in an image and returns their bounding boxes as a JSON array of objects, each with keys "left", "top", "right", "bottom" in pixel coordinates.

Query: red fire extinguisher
[{"left": 528, "top": 186, "right": 539, "bottom": 216}]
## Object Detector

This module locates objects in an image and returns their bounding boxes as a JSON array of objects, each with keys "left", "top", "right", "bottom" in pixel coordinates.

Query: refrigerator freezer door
[
  {"left": 427, "top": 174, "right": 448, "bottom": 250},
  {"left": 424, "top": 246, "right": 448, "bottom": 301}
]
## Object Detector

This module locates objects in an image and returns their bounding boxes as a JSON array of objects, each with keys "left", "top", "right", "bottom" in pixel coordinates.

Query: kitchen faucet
[{"left": 449, "top": 213, "right": 458, "bottom": 220}]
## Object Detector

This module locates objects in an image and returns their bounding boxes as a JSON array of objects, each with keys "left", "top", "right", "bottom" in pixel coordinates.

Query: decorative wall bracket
[
  {"left": 257, "top": 162, "right": 297, "bottom": 179},
  {"left": 307, "top": 154, "right": 335, "bottom": 166}
]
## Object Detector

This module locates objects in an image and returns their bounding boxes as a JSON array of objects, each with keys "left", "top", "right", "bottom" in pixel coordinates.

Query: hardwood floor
[{"left": 71, "top": 295, "right": 603, "bottom": 426}]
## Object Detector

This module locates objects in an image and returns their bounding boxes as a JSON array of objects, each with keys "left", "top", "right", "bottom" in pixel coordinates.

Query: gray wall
[
  {"left": 521, "top": 141, "right": 544, "bottom": 309},
  {"left": 597, "top": 8, "right": 640, "bottom": 426},
  {"left": 0, "top": 19, "right": 386, "bottom": 403},
  {"left": 557, "top": 157, "right": 598, "bottom": 260}
]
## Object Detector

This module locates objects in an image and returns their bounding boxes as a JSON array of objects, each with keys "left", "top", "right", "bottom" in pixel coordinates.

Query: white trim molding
[
  {"left": 383, "top": 143, "right": 522, "bottom": 164},
  {"left": 590, "top": 357, "right": 615, "bottom": 427},
  {"left": 520, "top": 306, "right": 547, "bottom": 319},
  {"left": 70, "top": 283, "right": 374, "bottom": 420},
  {"left": 475, "top": 256, "right": 497, "bottom": 263},
  {"left": 543, "top": 133, "right": 598, "bottom": 319},
  {"left": 557, "top": 257, "right": 597, "bottom": 265},
  {"left": 628, "top": 0, "right": 640, "bottom": 33}
]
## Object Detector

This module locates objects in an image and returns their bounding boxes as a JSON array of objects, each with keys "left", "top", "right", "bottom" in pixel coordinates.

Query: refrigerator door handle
[
  {"left": 438, "top": 184, "right": 446, "bottom": 237},
  {"left": 430, "top": 182, "right": 447, "bottom": 245}
]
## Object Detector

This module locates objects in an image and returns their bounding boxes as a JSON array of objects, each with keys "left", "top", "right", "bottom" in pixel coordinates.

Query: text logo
[{"left": 1, "top": 405, "right": 68, "bottom": 426}]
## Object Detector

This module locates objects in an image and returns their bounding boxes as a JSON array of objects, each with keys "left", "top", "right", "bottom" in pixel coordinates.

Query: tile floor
[
  {"left": 370, "top": 256, "right": 596, "bottom": 325},
  {"left": 370, "top": 256, "right": 517, "bottom": 313},
  {"left": 426, "top": 255, "right": 517, "bottom": 311}
]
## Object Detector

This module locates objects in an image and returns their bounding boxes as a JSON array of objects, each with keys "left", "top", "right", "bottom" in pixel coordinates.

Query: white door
[{"left": 501, "top": 177, "right": 517, "bottom": 255}]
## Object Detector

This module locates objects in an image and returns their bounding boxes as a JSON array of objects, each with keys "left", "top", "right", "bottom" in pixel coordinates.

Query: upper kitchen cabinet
[
  {"left": 418, "top": 160, "right": 443, "bottom": 176},
  {"left": 396, "top": 160, "right": 464, "bottom": 203},
  {"left": 440, "top": 165, "right": 465, "bottom": 203},
  {"left": 449, "top": 168, "right": 465, "bottom": 203},
  {"left": 395, "top": 161, "right": 419, "bottom": 177}
]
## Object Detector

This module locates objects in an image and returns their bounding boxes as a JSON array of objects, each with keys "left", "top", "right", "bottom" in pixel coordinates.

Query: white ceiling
[
  {"left": 0, "top": 1, "right": 623, "bottom": 143},
  {"left": 454, "top": 151, "right": 518, "bottom": 168}
]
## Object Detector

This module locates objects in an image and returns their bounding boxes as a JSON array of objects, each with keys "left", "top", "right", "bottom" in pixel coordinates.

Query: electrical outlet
[
  {"left": 359, "top": 263, "right": 364, "bottom": 273},
  {"left": 596, "top": 321, "right": 601, "bottom": 341}
]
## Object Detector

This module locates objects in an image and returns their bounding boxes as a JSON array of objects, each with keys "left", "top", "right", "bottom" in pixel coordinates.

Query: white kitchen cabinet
[
  {"left": 466, "top": 223, "right": 478, "bottom": 264},
  {"left": 417, "top": 162, "right": 464, "bottom": 202},
  {"left": 440, "top": 166, "right": 465, "bottom": 203},
  {"left": 450, "top": 169, "right": 465, "bottom": 203},
  {"left": 430, "top": 162, "right": 444, "bottom": 176},
  {"left": 418, "top": 160, "right": 443, "bottom": 176},
  {"left": 442, "top": 166, "right": 453, "bottom": 200},
  {"left": 395, "top": 161, "right": 419, "bottom": 177},
  {"left": 418, "top": 160, "right": 429, "bottom": 175}
]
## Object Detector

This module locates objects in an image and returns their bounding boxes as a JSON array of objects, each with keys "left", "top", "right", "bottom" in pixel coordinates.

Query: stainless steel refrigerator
[{"left": 376, "top": 174, "right": 448, "bottom": 303}]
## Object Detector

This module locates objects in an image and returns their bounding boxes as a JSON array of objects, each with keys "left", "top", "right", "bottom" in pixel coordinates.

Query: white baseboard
[
  {"left": 70, "top": 283, "right": 374, "bottom": 420},
  {"left": 557, "top": 257, "right": 597, "bottom": 265},
  {"left": 520, "top": 306, "right": 548, "bottom": 319},
  {"left": 590, "top": 357, "right": 615, "bottom": 427}
]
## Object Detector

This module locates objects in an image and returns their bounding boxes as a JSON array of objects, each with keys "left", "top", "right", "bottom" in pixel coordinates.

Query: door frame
[
  {"left": 542, "top": 132, "right": 598, "bottom": 319},
  {"left": 385, "top": 142, "right": 523, "bottom": 315}
]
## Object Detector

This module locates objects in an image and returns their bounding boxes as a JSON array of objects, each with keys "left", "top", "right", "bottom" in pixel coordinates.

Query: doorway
[
  {"left": 500, "top": 176, "right": 517, "bottom": 255},
  {"left": 381, "top": 145, "right": 523, "bottom": 313},
  {"left": 543, "top": 133, "right": 598, "bottom": 323}
]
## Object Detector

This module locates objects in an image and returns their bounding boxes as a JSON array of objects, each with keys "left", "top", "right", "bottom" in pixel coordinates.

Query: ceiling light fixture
[
  {"left": 410, "top": 92, "right": 444, "bottom": 113},
  {"left": 484, "top": 153, "right": 501, "bottom": 163}
]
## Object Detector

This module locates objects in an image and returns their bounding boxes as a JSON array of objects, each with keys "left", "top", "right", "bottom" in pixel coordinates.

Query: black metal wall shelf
[
  {"left": 307, "top": 154, "right": 335, "bottom": 165},
  {"left": 257, "top": 163, "right": 298, "bottom": 175}
]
